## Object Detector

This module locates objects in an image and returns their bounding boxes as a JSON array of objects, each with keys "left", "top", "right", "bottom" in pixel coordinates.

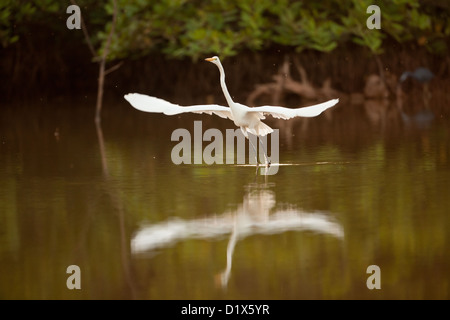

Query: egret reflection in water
[{"left": 131, "top": 184, "right": 344, "bottom": 288}]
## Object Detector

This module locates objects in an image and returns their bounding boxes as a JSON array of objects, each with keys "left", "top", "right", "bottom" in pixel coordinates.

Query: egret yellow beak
[{"left": 205, "top": 57, "right": 215, "bottom": 62}]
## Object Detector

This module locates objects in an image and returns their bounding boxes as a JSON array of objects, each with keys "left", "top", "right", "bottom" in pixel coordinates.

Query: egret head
[{"left": 205, "top": 56, "right": 220, "bottom": 65}]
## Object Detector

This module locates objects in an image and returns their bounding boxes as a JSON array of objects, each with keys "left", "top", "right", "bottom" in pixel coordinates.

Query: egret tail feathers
[{"left": 245, "top": 121, "right": 274, "bottom": 137}]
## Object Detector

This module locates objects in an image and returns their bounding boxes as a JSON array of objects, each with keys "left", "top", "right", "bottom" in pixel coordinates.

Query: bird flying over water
[{"left": 125, "top": 56, "right": 339, "bottom": 165}]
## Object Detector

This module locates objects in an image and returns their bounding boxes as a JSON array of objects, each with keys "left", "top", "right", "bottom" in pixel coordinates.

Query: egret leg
[
  {"left": 247, "top": 137, "right": 259, "bottom": 166},
  {"left": 258, "top": 136, "right": 271, "bottom": 167}
]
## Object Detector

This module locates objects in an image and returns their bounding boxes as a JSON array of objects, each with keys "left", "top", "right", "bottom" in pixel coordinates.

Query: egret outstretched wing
[
  {"left": 125, "top": 56, "right": 339, "bottom": 167},
  {"left": 124, "top": 93, "right": 234, "bottom": 120},
  {"left": 249, "top": 99, "right": 339, "bottom": 120}
]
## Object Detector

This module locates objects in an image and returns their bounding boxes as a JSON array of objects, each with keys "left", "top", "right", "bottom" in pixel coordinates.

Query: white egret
[{"left": 124, "top": 56, "right": 339, "bottom": 166}]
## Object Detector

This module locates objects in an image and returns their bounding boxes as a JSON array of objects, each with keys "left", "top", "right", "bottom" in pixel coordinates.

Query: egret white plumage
[{"left": 124, "top": 56, "right": 339, "bottom": 166}]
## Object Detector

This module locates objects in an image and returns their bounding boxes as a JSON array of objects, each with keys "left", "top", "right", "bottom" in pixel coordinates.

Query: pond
[{"left": 0, "top": 95, "right": 449, "bottom": 299}]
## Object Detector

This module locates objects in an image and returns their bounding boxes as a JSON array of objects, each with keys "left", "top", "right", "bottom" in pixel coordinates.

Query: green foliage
[
  {"left": 108, "top": 0, "right": 450, "bottom": 60},
  {"left": 0, "top": 0, "right": 61, "bottom": 47},
  {"left": 271, "top": 1, "right": 345, "bottom": 53},
  {"left": 1, "top": 0, "right": 449, "bottom": 58}
]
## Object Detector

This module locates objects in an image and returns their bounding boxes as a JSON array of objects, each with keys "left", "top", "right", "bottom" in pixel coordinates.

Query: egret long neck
[{"left": 217, "top": 61, "right": 235, "bottom": 107}]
